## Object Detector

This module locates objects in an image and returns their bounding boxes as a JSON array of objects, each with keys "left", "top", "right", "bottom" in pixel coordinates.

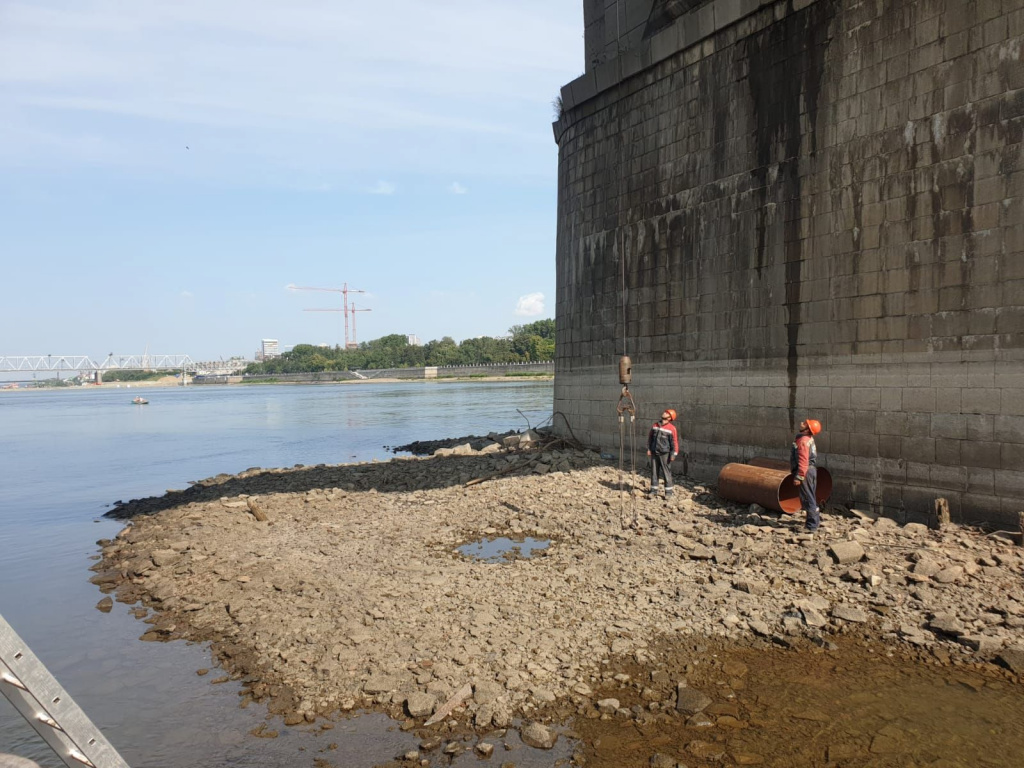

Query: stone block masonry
[{"left": 553, "top": 0, "right": 1024, "bottom": 526}]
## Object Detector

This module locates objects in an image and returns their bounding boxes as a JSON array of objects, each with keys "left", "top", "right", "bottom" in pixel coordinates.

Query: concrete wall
[
  {"left": 554, "top": 0, "right": 1024, "bottom": 526},
  {"left": 359, "top": 362, "right": 555, "bottom": 380}
]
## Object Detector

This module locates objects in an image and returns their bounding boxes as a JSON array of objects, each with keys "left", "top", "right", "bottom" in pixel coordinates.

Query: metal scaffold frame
[{"left": 0, "top": 613, "right": 130, "bottom": 768}]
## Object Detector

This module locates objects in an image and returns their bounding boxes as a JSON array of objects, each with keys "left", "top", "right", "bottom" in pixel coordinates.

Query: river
[{"left": 0, "top": 381, "right": 557, "bottom": 767}]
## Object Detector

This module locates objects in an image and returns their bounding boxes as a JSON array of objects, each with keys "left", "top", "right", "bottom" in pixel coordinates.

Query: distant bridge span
[{"left": 0, "top": 355, "right": 198, "bottom": 373}]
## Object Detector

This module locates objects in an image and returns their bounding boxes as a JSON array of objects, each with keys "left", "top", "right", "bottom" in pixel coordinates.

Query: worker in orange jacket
[
  {"left": 647, "top": 408, "right": 679, "bottom": 498},
  {"left": 791, "top": 418, "right": 822, "bottom": 532}
]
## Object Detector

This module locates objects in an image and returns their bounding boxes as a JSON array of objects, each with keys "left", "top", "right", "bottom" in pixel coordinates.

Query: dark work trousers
[
  {"left": 649, "top": 454, "right": 673, "bottom": 494},
  {"left": 800, "top": 466, "right": 820, "bottom": 530}
]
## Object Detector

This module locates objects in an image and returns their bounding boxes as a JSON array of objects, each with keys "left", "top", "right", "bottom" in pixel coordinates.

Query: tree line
[{"left": 245, "top": 319, "right": 554, "bottom": 374}]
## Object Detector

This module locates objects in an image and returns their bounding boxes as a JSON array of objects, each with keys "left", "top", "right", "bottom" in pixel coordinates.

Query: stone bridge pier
[{"left": 553, "top": 0, "right": 1024, "bottom": 526}]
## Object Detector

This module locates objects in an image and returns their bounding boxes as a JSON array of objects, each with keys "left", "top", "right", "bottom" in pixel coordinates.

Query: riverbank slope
[{"left": 93, "top": 442, "right": 1024, "bottom": 761}]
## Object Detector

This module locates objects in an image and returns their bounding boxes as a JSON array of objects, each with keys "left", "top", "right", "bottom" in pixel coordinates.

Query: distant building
[
  {"left": 260, "top": 339, "right": 280, "bottom": 359},
  {"left": 407, "top": 334, "right": 421, "bottom": 346}
]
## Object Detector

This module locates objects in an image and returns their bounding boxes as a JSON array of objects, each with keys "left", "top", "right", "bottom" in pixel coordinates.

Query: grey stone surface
[
  {"left": 675, "top": 683, "right": 713, "bottom": 713},
  {"left": 554, "top": 0, "right": 1024, "bottom": 527}
]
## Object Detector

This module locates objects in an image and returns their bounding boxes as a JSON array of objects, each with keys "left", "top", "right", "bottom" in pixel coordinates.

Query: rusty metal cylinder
[
  {"left": 618, "top": 355, "right": 632, "bottom": 385},
  {"left": 718, "top": 463, "right": 802, "bottom": 514},
  {"left": 747, "top": 457, "right": 833, "bottom": 507}
]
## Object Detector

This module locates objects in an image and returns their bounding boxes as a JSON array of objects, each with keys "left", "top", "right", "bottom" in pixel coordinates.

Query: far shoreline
[{"left": 0, "top": 374, "right": 554, "bottom": 392}]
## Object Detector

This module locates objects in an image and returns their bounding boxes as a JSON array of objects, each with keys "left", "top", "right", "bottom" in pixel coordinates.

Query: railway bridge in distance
[{"left": 0, "top": 355, "right": 252, "bottom": 383}]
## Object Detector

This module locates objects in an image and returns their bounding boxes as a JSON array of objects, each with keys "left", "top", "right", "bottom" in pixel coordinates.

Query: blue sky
[{"left": 0, "top": 1, "right": 582, "bottom": 360}]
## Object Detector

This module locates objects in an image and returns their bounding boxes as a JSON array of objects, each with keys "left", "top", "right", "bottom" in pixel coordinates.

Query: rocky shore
[{"left": 92, "top": 437, "right": 1024, "bottom": 762}]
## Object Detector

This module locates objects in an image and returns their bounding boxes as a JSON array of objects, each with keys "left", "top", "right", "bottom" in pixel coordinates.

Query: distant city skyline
[{"left": 0, "top": 1, "right": 581, "bottom": 359}]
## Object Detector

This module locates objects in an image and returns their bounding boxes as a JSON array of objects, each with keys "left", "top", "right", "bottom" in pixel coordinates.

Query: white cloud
[
  {"left": 368, "top": 180, "right": 395, "bottom": 195},
  {"left": 0, "top": 1, "right": 583, "bottom": 180},
  {"left": 448, "top": 181, "right": 468, "bottom": 194},
  {"left": 514, "top": 292, "right": 545, "bottom": 317}
]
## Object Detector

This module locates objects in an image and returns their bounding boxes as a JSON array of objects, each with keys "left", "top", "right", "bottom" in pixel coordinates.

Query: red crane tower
[
  {"left": 349, "top": 304, "right": 371, "bottom": 347},
  {"left": 289, "top": 283, "right": 365, "bottom": 348}
]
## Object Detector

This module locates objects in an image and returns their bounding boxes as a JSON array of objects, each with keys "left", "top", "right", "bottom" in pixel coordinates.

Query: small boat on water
[{"left": 132, "top": 396, "right": 149, "bottom": 405}]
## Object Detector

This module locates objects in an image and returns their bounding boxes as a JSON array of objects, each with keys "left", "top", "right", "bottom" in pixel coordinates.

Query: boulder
[
  {"left": 832, "top": 605, "right": 868, "bottom": 624},
  {"left": 596, "top": 698, "right": 620, "bottom": 714},
  {"left": 363, "top": 676, "right": 399, "bottom": 694},
  {"left": 404, "top": 693, "right": 436, "bottom": 718},
  {"left": 675, "top": 684, "right": 712, "bottom": 714},
  {"left": 995, "top": 645, "right": 1024, "bottom": 675},
  {"left": 829, "top": 541, "right": 865, "bottom": 565},
  {"left": 520, "top": 722, "right": 557, "bottom": 749}
]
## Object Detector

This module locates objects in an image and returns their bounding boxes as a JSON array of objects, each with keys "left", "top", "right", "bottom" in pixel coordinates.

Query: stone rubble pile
[{"left": 93, "top": 438, "right": 1024, "bottom": 737}]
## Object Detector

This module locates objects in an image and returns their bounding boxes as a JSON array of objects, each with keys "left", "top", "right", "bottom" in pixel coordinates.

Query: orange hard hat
[
  {"left": 806, "top": 418, "right": 822, "bottom": 435},
  {"left": 664, "top": 408, "right": 677, "bottom": 421}
]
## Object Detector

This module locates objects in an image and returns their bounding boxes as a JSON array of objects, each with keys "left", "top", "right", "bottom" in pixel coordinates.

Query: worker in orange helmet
[
  {"left": 791, "top": 418, "right": 823, "bottom": 532},
  {"left": 647, "top": 408, "right": 679, "bottom": 499}
]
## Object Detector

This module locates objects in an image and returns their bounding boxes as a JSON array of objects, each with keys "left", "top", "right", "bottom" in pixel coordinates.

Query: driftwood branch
[{"left": 424, "top": 682, "right": 472, "bottom": 726}]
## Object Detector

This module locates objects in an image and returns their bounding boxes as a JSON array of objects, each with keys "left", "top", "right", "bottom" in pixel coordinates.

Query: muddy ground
[{"left": 92, "top": 438, "right": 1024, "bottom": 766}]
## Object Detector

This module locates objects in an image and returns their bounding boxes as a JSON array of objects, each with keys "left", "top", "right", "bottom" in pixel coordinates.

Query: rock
[
  {"left": 686, "top": 712, "right": 714, "bottom": 727},
  {"left": 675, "top": 684, "right": 712, "bottom": 714},
  {"left": 912, "top": 559, "right": 942, "bottom": 578},
  {"left": 88, "top": 570, "right": 120, "bottom": 586},
  {"left": 151, "top": 549, "right": 180, "bottom": 567},
  {"left": 934, "top": 566, "right": 963, "bottom": 584},
  {"left": 649, "top": 754, "right": 677, "bottom": 768},
  {"left": 596, "top": 698, "right": 620, "bottom": 714},
  {"left": 732, "top": 579, "right": 766, "bottom": 595},
  {"left": 928, "top": 614, "right": 964, "bottom": 637},
  {"left": 687, "top": 740, "right": 726, "bottom": 760},
  {"left": 832, "top": 605, "right": 868, "bottom": 623},
  {"left": 405, "top": 693, "right": 436, "bottom": 718},
  {"left": 473, "top": 680, "right": 504, "bottom": 705},
  {"left": 799, "top": 605, "right": 828, "bottom": 629},
  {"left": 475, "top": 742, "right": 495, "bottom": 758},
  {"left": 748, "top": 503, "right": 766, "bottom": 515},
  {"left": 902, "top": 523, "right": 930, "bottom": 537},
  {"left": 95, "top": 597, "right": 113, "bottom": 613},
  {"left": 519, "top": 722, "right": 557, "bottom": 749},
  {"left": 689, "top": 545, "right": 714, "bottom": 560},
  {"left": 502, "top": 435, "right": 521, "bottom": 448},
  {"left": 363, "top": 676, "right": 399, "bottom": 694},
  {"left": 749, "top": 620, "right": 772, "bottom": 637},
  {"left": 828, "top": 541, "right": 865, "bottom": 565},
  {"left": 958, "top": 635, "right": 1002, "bottom": 654},
  {"left": 995, "top": 645, "right": 1024, "bottom": 675},
  {"left": 732, "top": 753, "right": 765, "bottom": 765}
]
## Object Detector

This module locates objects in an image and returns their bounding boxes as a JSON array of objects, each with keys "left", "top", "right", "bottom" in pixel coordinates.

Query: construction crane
[
  {"left": 288, "top": 283, "right": 365, "bottom": 348},
  {"left": 303, "top": 304, "right": 372, "bottom": 349},
  {"left": 349, "top": 303, "right": 371, "bottom": 347}
]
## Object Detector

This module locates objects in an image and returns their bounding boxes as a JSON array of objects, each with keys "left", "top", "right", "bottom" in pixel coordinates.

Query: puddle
[
  {"left": 573, "top": 637, "right": 1024, "bottom": 768},
  {"left": 457, "top": 537, "right": 550, "bottom": 563}
]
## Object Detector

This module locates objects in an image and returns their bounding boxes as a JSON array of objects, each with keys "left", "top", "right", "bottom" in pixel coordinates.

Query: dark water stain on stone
[
  {"left": 746, "top": 0, "right": 837, "bottom": 429},
  {"left": 458, "top": 537, "right": 550, "bottom": 563}
]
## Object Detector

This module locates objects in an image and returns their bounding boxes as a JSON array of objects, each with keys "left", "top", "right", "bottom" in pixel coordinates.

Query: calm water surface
[{"left": 0, "top": 381, "right": 557, "bottom": 767}]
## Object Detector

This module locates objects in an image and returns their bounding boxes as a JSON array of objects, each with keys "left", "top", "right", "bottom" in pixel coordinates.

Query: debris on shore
[{"left": 92, "top": 438, "right": 1024, "bottom": 747}]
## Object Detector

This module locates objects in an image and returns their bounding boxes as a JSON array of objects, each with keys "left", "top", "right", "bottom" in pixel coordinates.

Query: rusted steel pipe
[
  {"left": 717, "top": 463, "right": 802, "bottom": 514},
  {"left": 747, "top": 457, "right": 833, "bottom": 506}
]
